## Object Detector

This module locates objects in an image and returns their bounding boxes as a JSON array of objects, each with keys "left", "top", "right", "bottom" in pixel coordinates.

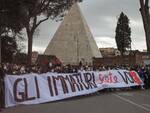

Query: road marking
[
  {"left": 113, "top": 94, "right": 150, "bottom": 112},
  {"left": 116, "top": 92, "right": 133, "bottom": 96},
  {"left": 142, "top": 104, "right": 150, "bottom": 108}
]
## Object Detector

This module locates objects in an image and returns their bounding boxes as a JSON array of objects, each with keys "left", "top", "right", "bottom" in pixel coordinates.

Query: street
[{"left": 1, "top": 89, "right": 150, "bottom": 113}]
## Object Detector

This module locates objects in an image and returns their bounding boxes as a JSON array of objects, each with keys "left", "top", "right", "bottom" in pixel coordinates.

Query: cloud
[
  {"left": 94, "top": 36, "right": 116, "bottom": 48},
  {"left": 80, "top": 0, "right": 146, "bottom": 51},
  {"left": 32, "top": 46, "right": 46, "bottom": 54},
  {"left": 23, "top": 0, "right": 146, "bottom": 53}
]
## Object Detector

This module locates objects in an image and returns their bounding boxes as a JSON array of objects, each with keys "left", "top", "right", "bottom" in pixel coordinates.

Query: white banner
[{"left": 5, "top": 70, "right": 143, "bottom": 107}]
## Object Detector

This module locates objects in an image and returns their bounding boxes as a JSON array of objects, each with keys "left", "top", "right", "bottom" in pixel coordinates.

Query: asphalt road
[{"left": 1, "top": 89, "right": 150, "bottom": 113}]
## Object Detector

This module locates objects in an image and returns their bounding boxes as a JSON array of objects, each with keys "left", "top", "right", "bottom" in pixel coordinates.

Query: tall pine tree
[{"left": 115, "top": 12, "right": 131, "bottom": 56}]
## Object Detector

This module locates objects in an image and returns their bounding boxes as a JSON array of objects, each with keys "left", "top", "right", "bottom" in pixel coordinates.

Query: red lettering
[{"left": 99, "top": 73, "right": 118, "bottom": 84}]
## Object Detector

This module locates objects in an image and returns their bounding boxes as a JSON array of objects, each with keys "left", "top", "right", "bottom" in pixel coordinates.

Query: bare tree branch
[{"left": 35, "top": 17, "right": 49, "bottom": 28}]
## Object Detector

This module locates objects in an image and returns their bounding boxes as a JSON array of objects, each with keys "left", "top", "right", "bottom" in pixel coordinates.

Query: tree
[
  {"left": 139, "top": 0, "right": 150, "bottom": 52},
  {"left": 1, "top": 35, "right": 18, "bottom": 63},
  {"left": 0, "top": 0, "right": 24, "bottom": 64},
  {"left": 1, "top": 0, "right": 82, "bottom": 65},
  {"left": 0, "top": 0, "right": 23, "bottom": 36},
  {"left": 17, "top": 0, "right": 82, "bottom": 65},
  {"left": 115, "top": 12, "right": 131, "bottom": 56}
]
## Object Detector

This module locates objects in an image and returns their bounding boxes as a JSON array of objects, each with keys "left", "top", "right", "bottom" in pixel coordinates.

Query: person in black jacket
[{"left": 146, "top": 67, "right": 150, "bottom": 89}]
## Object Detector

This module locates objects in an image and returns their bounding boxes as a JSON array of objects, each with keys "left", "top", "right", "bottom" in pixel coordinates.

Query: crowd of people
[
  {"left": 0, "top": 62, "right": 150, "bottom": 110},
  {"left": 0, "top": 62, "right": 138, "bottom": 74},
  {"left": 1, "top": 62, "right": 150, "bottom": 88}
]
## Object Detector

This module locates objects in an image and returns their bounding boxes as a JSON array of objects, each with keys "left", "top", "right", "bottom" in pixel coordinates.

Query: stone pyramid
[{"left": 44, "top": 3, "right": 102, "bottom": 65}]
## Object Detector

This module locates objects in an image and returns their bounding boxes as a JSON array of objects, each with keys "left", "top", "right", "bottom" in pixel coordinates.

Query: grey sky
[{"left": 28, "top": 0, "right": 147, "bottom": 53}]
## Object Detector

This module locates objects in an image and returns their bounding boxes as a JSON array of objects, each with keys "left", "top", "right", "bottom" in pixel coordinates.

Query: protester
[
  {"left": 1, "top": 62, "right": 150, "bottom": 109},
  {"left": 1, "top": 62, "right": 150, "bottom": 90}
]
